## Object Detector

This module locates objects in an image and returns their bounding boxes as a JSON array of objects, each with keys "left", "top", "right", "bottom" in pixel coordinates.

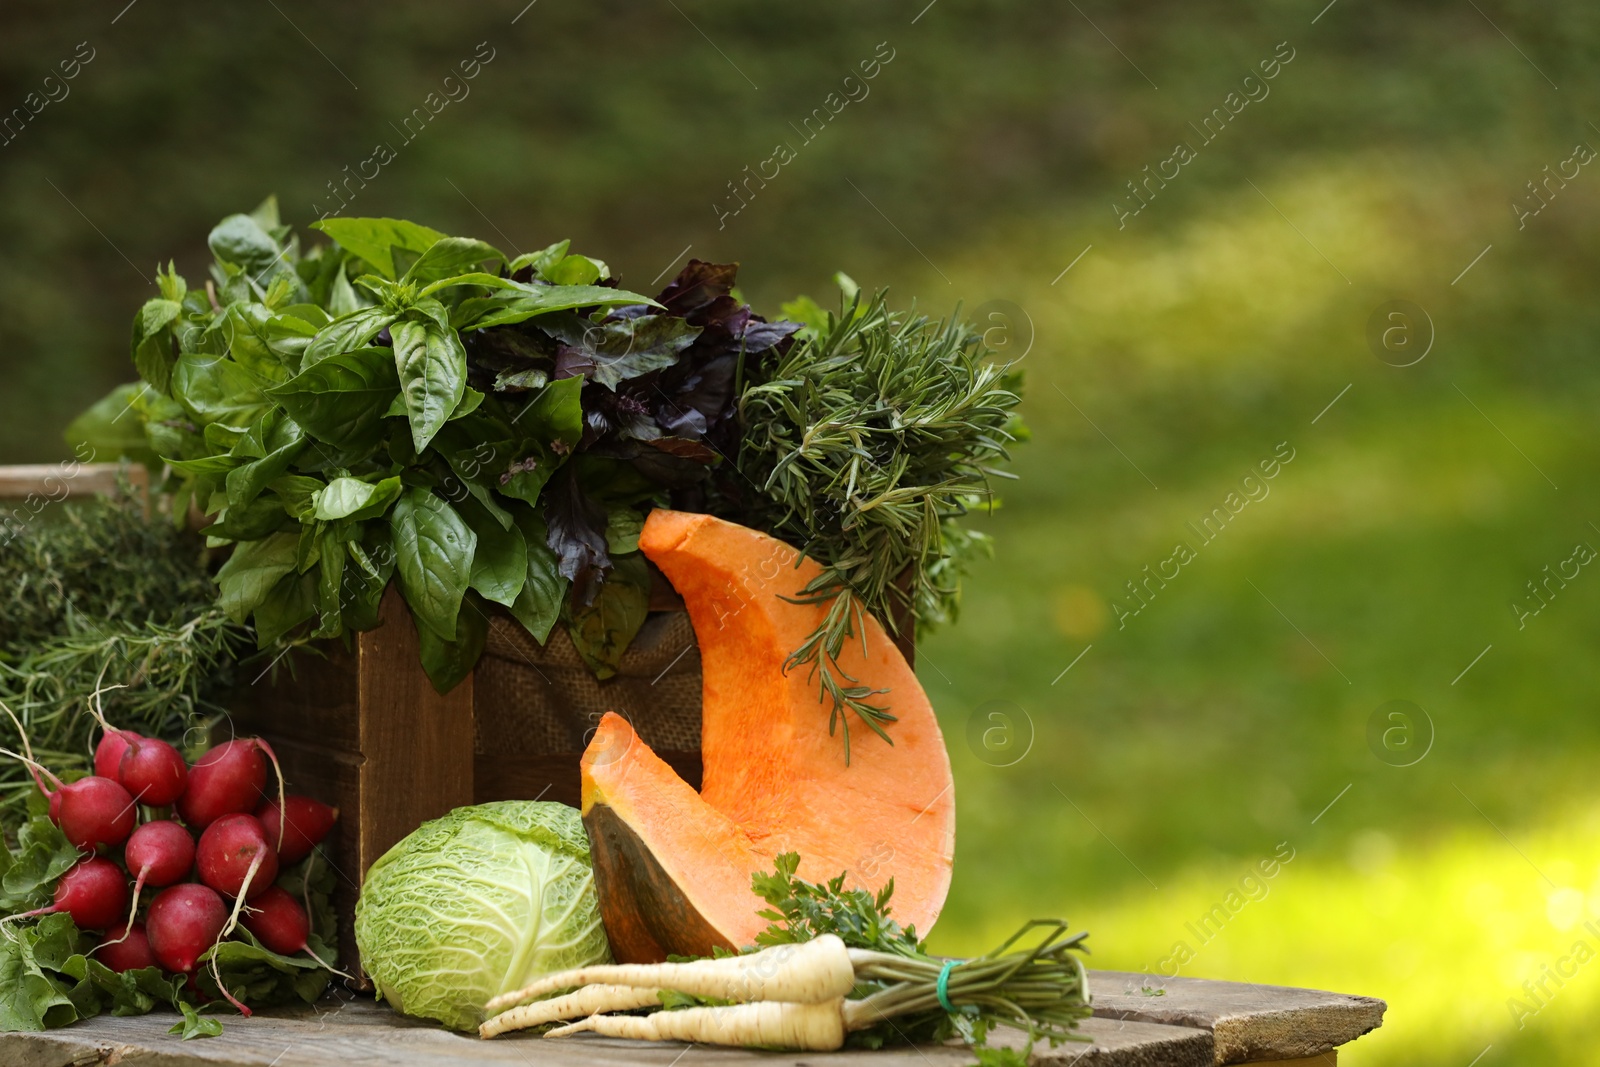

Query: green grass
[{"left": 916, "top": 152, "right": 1600, "bottom": 1066}]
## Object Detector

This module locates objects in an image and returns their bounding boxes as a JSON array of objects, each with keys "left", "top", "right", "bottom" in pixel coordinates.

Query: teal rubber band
[{"left": 936, "top": 958, "right": 960, "bottom": 1013}]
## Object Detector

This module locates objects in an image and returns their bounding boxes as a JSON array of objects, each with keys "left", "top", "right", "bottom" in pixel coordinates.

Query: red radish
[
  {"left": 177, "top": 739, "right": 282, "bottom": 830},
  {"left": 146, "top": 883, "right": 228, "bottom": 974},
  {"left": 240, "top": 886, "right": 310, "bottom": 955},
  {"left": 197, "top": 814, "right": 278, "bottom": 900},
  {"left": 57, "top": 776, "right": 138, "bottom": 851},
  {"left": 4, "top": 857, "right": 130, "bottom": 931},
  {"left": 256, "top": 795, "right": 337, "bottom": 865},
  {"left": 99, "top": 922, "right": 156, "bottom": 973},
  {"left": 117, "top": 819, "right": 197, "bottom": 934},
  {"left": 94, "top": 729, "right": 141, "bottom": 780},
  {"left": 0, "top": 748, "right": 138, "bottom": 851},
  {"left": 117, "top": 735, "right": 188, "bottom": 806},
  {"left": 126, "top": 820, "right": 196, "bottom": 887}
]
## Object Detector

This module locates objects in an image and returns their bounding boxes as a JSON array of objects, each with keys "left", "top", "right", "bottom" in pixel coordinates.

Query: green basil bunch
[{"left": 71, "top": 198, "right": 774, "bottom": 692}]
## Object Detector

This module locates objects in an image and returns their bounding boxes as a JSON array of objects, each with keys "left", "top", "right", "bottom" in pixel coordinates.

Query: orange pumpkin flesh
[{"left": 580, "top": 509, "right": 955, "bottom": 962}]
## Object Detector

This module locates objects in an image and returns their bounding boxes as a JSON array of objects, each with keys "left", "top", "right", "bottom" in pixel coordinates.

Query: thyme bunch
[{"left": 731, "top": 289, "right": 1025, "bottom": 759}]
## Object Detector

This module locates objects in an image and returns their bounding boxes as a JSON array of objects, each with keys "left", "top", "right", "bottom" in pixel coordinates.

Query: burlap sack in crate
[{"left": 474, "top": 609, "right": 703, "bottom": 775}]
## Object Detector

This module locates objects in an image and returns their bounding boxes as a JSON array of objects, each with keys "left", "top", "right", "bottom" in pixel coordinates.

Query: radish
[
  {"left": 125, "top": 820, "right": 196, "bottom": 888},
  {"left": 256, "top": 795, "right": 337, "bottom": 865},
  {"left": 239, "top": 886, "right": 310, "bottom": 955},
  {"left": 479, "top": 985, "right": 662, "bottom": 1038},
  {"left": 94, "top": 729, "right": 141, "bottom": 780},
  {"left": 114, "top": 819, "right": 197, "bottom": 936},
  {"left": 82, "top": 680, "right": 139, "bottom": 779},
  {"left": 196, "top": 814, "right": 278, "bottom": 900},
  {"left": 117, "top": 735, "right": 188, "bottom": 806},
  {"left": 99, "top": 922, "right": 157, "bottom": 973},
  {"left": 0, "top": 748, "right": 138, "bottom": 852},
  {"left": 145, "top": 883, "right": 227, "bottom": 974},
  {"left": 177, "top": 738, "right": 282, "bottom": 830},
  {"left": 4, "top": 857, "right": 130, "bottom": 932}
]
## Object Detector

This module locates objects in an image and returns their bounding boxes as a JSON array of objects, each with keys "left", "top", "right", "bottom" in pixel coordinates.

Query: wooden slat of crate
[
  {"left": 0, "top": 462, "right": 147, "bottom": 501},
  {"left": 230, "top": 587, "right": 475, "bottom": 973}
]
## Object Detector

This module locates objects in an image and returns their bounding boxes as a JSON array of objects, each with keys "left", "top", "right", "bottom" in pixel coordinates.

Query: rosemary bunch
[
  {"left": 731, "top": 289, "right": 1026, "bottom": 758},
  {"left": 0, "top": 493, "right": 247, "bottom": 821}
]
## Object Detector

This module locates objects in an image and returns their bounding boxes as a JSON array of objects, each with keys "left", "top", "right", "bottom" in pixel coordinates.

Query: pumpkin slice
[{"left": 580, "top": 509, "right": 955, "bottom": 962}]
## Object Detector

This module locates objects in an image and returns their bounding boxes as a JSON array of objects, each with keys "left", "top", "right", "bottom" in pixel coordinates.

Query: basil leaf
[
  {"left": 215, "top": 531, "right": 299, "bottom": 623},
  {"left": 313, "top": 476, "right": 402, "bottom": 522},
  {"left": 131, "top": 298, "right": 182, "bottom": 394},
  {"left": 416, "top": 594, "right": 488, "bottom": 694},
  {"left": 563, "top": 553, "right": 650, "bottom": 679},
  {"left": 165, "top": 454, "right": 242, "bottom": 476},
  {"left": 543, "top": 462, "right": 611, "bottom": 605},
  {"left": 63, "top": 384, "right": 160, "bottom": 466},
  {"left": 543, "top": 253, "right": 608, "bottom": 285},
  {"left": 512, "top": 376, "right": 584, "bottom": 449},
  {"left": 508, "top": 240, "right": 569, "bottom": 276},
  {"left": 416, "top": 271, "right": 524, "bottom": 298},
  {"left": 310, "top": 217, "right": 447, "bottom": 280},
  {"left": 392, "top": 319, "right": 466, "bottom": 453},
  {"left": 454, "top": 284, "right": 661, "bottom": 331},
  {"left": 402, "top": 237, "right": 505, "bottom": 286},
  {"left": 253, "top": 570, "right": 318, "bottom": 647},
  {"left": 545, "top": 313, "right": 701, "bottom": 389},
  {"left": 464, "top": 499, "right": 527, "bottom": 607},
  {"left": 509, "top": 512, "right": 567, "bottom": 644},
  {"left": 313, "top": 526, "right": 347, "bottom": 636},
  {"left": 270, "top": 475, "right": 326, "bottom": 520},
  {"left": 342, "top": 532, "right": 394, "bottom": 632},
  {"left": 208, "top": 495, "right": 288, "bottom": 541},
  {"left": 390, "top": 488, "right": 476, "bottom": 641},
  {"left": 327, "top": 262, "right": 363, "bottom": 317},
  {"left": 302, "top": 305, "right": 396, "bottom": 367},
  {"left": 225, "top": 416, "right": 305, "bottom": 509},
  {"left": 268, "top": 347, "right": 398, "bottom": 452},
  {"left": 208, "top": 213, "right": 283, "bottom": 278},
  {"left": 171, "top": 354, "right": 272, "bottom": 428},
  {"left": 223, "top": 303, "right": 294, "bottom": 384}
]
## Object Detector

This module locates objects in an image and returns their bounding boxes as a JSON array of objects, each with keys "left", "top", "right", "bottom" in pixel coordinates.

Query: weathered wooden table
[{"left": 0, "top": 970, "right": 1383, "bottom": 1067}]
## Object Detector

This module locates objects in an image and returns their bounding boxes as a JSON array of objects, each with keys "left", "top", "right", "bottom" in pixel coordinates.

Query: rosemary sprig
[
  {"left": 0, "top": 491, "right": 247, "bottom": 822},
  {"left": 732, "top": 290, "right": 1026, "bottom": 759}
]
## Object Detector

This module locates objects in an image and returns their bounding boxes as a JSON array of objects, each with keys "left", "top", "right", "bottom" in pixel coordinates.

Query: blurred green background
[{"left": 4, "top": 2, "right": 1599, "bottom": 1062}]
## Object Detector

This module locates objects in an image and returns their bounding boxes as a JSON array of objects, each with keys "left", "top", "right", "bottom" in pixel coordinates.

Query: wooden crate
[{"left": 1, "top": 462, "right": 918, "bottom": 973}]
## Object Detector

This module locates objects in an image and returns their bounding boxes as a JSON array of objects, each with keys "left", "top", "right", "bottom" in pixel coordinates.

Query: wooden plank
[
  {"left": 1088, "top": 971, "right": 1381, "bottom": 1065},
  {"left": 0, "top": 462, "right": 146, "bottom": 501},
  {"left": 228, "top": 641, "right": 364, "bottom": 973},
  {"left": 354, "top": 586, "right": 476, "bottom": 885},
  {"left": 0, "top": 998, "right": 1215, "bottom": 1067}
]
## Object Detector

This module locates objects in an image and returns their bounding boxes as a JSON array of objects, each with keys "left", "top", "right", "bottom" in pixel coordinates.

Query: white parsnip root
[
  {"left": 483, "top": 933, "right": 854, "bottom": 1015},
  {"left": 479, "top": 985, "right": 662, "bottom": 1038},
  {"left": 544, "top": 999, "right": 847, "bottom": 1050}
]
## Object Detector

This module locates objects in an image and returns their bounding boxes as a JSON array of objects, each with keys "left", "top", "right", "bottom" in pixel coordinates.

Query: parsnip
[
  {"left": 544, "top": 999, "right": 847, "bottom": 1050},
  {"left": 479, "top": 985, "right": 661, "bottom": 1038},
  {"left": 484, "top": 934, "right": 854, "bottom": 1014}
]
